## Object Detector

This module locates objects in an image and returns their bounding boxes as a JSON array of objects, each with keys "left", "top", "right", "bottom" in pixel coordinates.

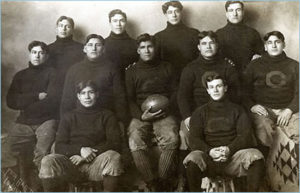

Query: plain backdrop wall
[{"left": 1, "top": 1, "right": 299, "bottom": 133}]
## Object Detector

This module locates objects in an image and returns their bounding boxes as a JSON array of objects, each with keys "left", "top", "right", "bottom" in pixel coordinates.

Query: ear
[
  {"left": 77, "top": 93, "right": 81, "bottom": 101},
  {"left": 264, "top": 44, "right": 268, "bottom": 51},
  {"left": 137, "top": 47, "right": 141, "bottom": 55},
  {"left": 83, "top": 45, "right": 87, "bottom": 54},
  {"left": 197, "top": 44, "right": 201, "bottom": 52},
  {"left": 283, "top": 42, "right": 286, "bottom": 49},
  {"left": 224, "top": 85, "right": 228, "bottom": 92}
]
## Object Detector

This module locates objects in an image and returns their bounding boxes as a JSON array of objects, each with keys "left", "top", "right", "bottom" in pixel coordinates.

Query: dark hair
[
  {"left": 202, "top": 71, "right": 227, "bottom": 88},
  {"left": 28, "top": 41, "right": 49, "bottom": 53},
  {"left": 225, "top": 1, "right": 244, "bottom": 11},
  {"left": 76, "top": 80, "right": 98, "bottom": 94},
  {"left": 198, "top": 31, "right": 219, "bottom": 44},
  {"left": 263, "top": 31, "right": 285, "bottom": 42},
  {"left": 56, "top": 16, "right": 75, "bottom": 28},
  {"left": 162, "top": 1, "right": 183, "bottom": 14},
  {"left": 109, "top": 9, "right": 127, "bottom": 22},
  {"left": 85, "top": 34, "right": 105, "bottom": 45},
  {"left": 136, "top": 33, "right": 155, "bottom": 46}
]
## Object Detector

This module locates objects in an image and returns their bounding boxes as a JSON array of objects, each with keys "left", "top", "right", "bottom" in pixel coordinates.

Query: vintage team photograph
[{"left": 1, "top": 0, "right": 299, "bottom": 192}]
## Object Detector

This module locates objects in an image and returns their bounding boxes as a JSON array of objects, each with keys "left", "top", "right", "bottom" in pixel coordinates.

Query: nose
[
  {"left": 272, "top": 42, "right": 277, "bottom": 48},
  {"left": 63, "top": 26, "right": 67, "bottom": 31},
  {"left": 213, "top": 87, "right": 218, "bottom": 92},
  {"left": 145, "top": 47, "right": 150, "bottom": 53},
  {"left": 171, "top": 11, "right": 176, "bottom": 17},
  {"left": 207, "top": 43, "right": 212, "bottom": 49},
  {"left": 233, "top": 10, "right": 238, "bottom": 16},
  {"left": 84, "top": 93, "right": 91, "bottom": 99},
  {"left": 92, "top": 45, "right": 97, "bottom": 51},
  {"left": 36, "top": 53, "right": 40, "bottom": 58}
]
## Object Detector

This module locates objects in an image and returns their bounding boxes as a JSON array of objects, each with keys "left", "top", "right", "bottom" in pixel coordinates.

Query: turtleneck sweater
[
  {"left": 104, "top": 31, "right": 139, "bottom": 77},
  {"left": 243, "top": 52, "right": 299, "bottom": 113},
  {"left": 7, "top": 61, "right": 57, "bottom": 125},
  {"left": 189, "top": 98, "right": 254, "bottom": 156},
  {"left": 154, "top": 22, "right": 199, "bottom": 80},
  {"left": 216, "top": 21, "right": 264, "bottom": 74},
  {"left": 48, "top": 36, "right": 84, "bottom": 117},
  {"left": 125, "top": 59, "right": 177, "bottom": 119},
  {"left": 60, "top": 56, "right": 128, "bottom": 124},
  {"left": 177, "top": 55, "right": 240, "bottom": 119},
  {"left": 55, "top": 103, "right": 121, "bottom": 157}
]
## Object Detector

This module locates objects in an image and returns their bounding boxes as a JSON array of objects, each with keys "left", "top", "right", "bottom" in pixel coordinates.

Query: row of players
[{"left": 6, "top": 1, "right": 298, "bottom": 192}]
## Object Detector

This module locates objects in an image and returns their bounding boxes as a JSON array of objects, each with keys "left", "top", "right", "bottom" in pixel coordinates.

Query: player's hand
[
  {"left": 39, "top": 92, "right": 47, "bottom": 100},
  {"left": 251, "top": 104, "right": 268, "bottom": 116},
  {"left": 184, "top": 117, "right": 191, "bottom": 131},
  {"left": 141, "top": 107, "right": 166, "bottom": 121},
  {"left": 277, "top": 108, "right": 292, "bottom": 127},
  {"left": 251, "top": 54, "right": 261, "bottom": 61},
  {"left": 209, "top": 148, "right": 222, "bottom": 160},
  {"left": 70, "top": 155, "right": 84, "bottom": 166},
  {"left": 80, "top": 147, "right": 98, "bottom": 162}
]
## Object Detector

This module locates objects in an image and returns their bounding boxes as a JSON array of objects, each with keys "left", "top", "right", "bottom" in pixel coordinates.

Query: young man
[
  {"left": 60, "top": 34, "right": 128, "bottom": 125},
  {"left": 39, "top": 80, "right": 123, "bottom": 192},
  {"left": 105, "top": 9, "right": 138, "bottom": 78},
  {"left": 125, "top": 33, "right": 179, "bottom": 191},
  {"left": 176, "top": 31, "right": 240, "bottom": 190},
  {"left": 155, "top": 0, "right": 199, "bottom": 81},
  {"left": 48, "top": 16, "right": 84, "bottom": 118},
  {"left": 243, "top": 31, "right": 299, "bottom": 155},
  {"left": 216, "top": 1, "right": 264, "bottom": 76},
  {"left": 184, "top": 73, "right": 265, "bottom": 192},
  {"left": 7, "top": 41, "right": 58, "bottom": 191}
]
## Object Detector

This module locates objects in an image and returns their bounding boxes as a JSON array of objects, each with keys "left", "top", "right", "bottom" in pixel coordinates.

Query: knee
[
  {"left": 101, "top": 151, "right": 124, "bottom": 176},
  {"left": 160, "top": 131, "right": 179, "bottom": 149},
  {"left": 240, "top": 149, "right": 264, "bottom": 170},
  {"left": 105, "top": 150, "right": 122, "bottom": 164}
]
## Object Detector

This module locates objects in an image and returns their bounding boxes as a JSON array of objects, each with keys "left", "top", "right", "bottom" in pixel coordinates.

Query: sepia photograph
[{"left": 1, "top": 0, "right": 299, "bottom": 192}]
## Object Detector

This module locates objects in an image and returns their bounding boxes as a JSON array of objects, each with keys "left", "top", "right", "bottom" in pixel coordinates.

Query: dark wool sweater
[
  {"left": 7, "top": 62, "right": 57, "bottom": 125},
  {"left": 243, "top": 52, "right": 299, "bottom": 113},
  {"left": 104, "top": 32, "right": 139, "bottom": 77},
  {"left": 55, "top": 104, "right": 121, "bottom": 157},
  {"left": 154, "top": 22, "right": 199, "bottom": 80},
  {"left": 125, "top": 59, "right": 177, "bottom": 119},
  {"left": 178, "top": 55, "right": 240, "bottom": 119},
  {"left": 60, "top": 56, "right": 128, "bottom": 124},
  {"left": 216, "top": 21, "right": 264, "bottom": 74},
  {"left": 48, "top": 36, "right": 84, "bottom": 117},
  {"left": 189, "top": 98, "right": 254, "bottom": 156}
]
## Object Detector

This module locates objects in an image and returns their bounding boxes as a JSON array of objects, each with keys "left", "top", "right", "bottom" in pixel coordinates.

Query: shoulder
[{"left": 216, "top": 25, "right": 227, "bottom": 34}]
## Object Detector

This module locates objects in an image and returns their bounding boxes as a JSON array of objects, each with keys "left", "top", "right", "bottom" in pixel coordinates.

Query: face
[
  {"left": 164, "top": 6, "right": 182, "bottom": 25},
  {"left": 198, "top": 36, "right": 218, "bottom": 60},
  {"left": 56, "top": 19, "right": 74, "bottom": 38},
  {"left": 110, "top": 14, "right": 127, "bottom": 34},
  {"left": 29, "top": 46, "right": 48, "bottom": 66},
  {"left": 77, "top": 86, "right": 98, "bottom": 108},
  {"left": 206, "top": 79, "right": 227, "bottom": 101},
  {"left": 83, "top": 38, "right": 105, "bottom": 61},
  {"left": 226, "top": 3, "right": 244, "bottom": 24},
  {"left": 265, "top": 35, "right": 285, "bottom": 57},
  {"left": 137, "top": 41, "right": 155, "bottom": 62}
]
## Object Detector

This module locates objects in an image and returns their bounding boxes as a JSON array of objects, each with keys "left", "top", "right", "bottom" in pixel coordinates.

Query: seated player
[
  {"left": 184, "top": 73, "right": 265, "bottom": 192},
  {"left": 243, "top": 31, "right": 299, "bottom": 156},
  {"left": 39, "top": 80, "right": 123, "bottom": 192},
  {"left": 125, "top": 33, "right": 179, "bottom": 191},
  {"left": 6, "top": 41, "right": 58, "bottom": 191}
]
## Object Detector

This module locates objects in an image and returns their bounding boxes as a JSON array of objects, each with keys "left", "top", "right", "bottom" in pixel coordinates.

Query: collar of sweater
[
  {"left": 165, "top": 21, "right": 186, "bottom": 31},
  {"left": 196, "top": 54, "right": 221, "bottom": 67},
  {"left": 136, "top": 58, "right": 160, "bottom": 69},
  {"left": 108, "top": 31, "right": 130, "bottom": 40},
  {"left": 55, "top": 35, "right": 74, "bottom": 44},
  {"left": 75, "top": 102, "right": 101, "bottom": 114},
  {"left": 82, "top": 56, "right": 106, "bottom": 67},
  {"left": 208, "top": 95, "right": 229, "bottom": 108},
  {"left": 226, "top": 20, "right": 245, "bottom": 28},
  {"left": 28, "top": 61, "right": 50, "bottom": 70},
  {"left": 262, "top": 52, "right": 287, "bottom": 63}
]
